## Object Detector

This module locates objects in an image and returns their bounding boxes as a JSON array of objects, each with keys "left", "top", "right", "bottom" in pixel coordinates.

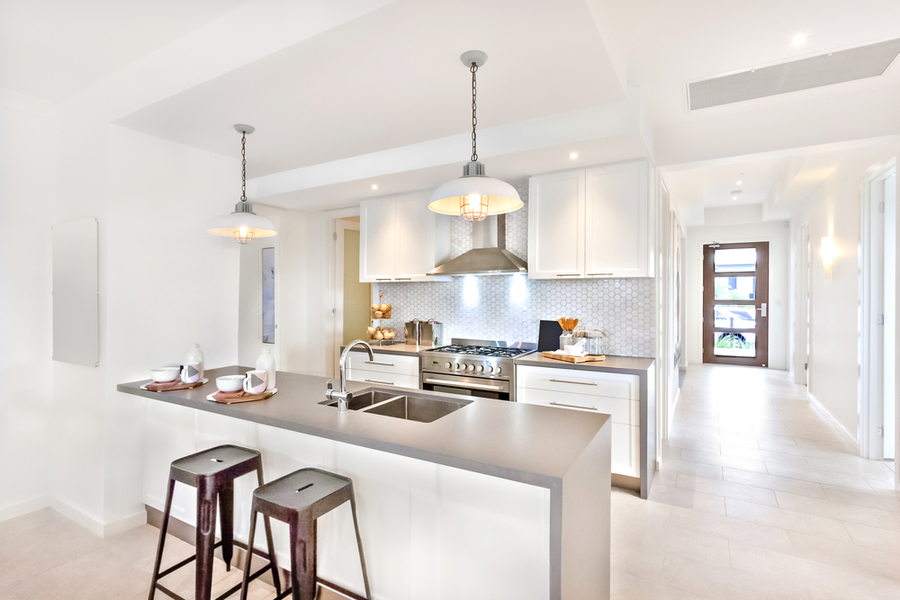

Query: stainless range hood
[{"left": 427, "top": 214, "right": 527, "bottom": 276}]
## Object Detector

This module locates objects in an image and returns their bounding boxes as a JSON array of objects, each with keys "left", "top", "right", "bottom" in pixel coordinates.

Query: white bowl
[
  {"left": 216, "top": 375, "right": 245, "bottom": 393},
  {"left": 150, "top": 366, "right": 181, "bottom": 382}
]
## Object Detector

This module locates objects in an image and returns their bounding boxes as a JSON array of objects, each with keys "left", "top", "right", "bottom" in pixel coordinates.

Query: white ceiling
[
  {"left": 0, "top": 0, "right": 246, "bottom": 102},
  {"left": 5, "top": 0, "right": 900, "bottom": 217}
]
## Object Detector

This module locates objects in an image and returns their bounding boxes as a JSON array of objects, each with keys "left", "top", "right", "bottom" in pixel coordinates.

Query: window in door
[{"left": 703, "top": 242, "right": 769, "bottom": 367}]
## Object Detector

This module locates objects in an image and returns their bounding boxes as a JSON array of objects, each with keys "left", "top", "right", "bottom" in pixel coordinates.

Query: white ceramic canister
[
  {"left": 185, "top": 343, "right": 204, "bottom": 379},
  {"left": 256, "top": 348, "right": 276, "bottom": 390}
]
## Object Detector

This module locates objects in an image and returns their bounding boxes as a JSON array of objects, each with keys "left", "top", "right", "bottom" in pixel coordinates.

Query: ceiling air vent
[{"left": 688, "top": 37, "right": 900, "bottom": 110}]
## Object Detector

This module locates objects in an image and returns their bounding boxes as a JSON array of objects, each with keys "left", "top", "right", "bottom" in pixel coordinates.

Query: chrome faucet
[{"left": 326, "top": 339, "right": 375, "bottom": 414}]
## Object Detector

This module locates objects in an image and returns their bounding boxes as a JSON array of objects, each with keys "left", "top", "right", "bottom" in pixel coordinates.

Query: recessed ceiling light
[
  {"left": 736, "top": 180, "right": 742, "bottom": 185},
  {"left": 371, "top": 184, "right": 378, "bottom": 190},
  {"left": 569, "top": 152, "right": 578, "bottom": 159},
  {"left": 791, "top": 35, "right": 806, "bottom": 46},
  {"left": 731, "top": 190, "right": 742, "bottom": 200}
]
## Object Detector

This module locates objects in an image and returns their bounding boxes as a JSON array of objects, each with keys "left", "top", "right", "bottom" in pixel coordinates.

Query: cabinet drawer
[
  {"left": 346, "top": 369, "right": 420, "bottom": 390},
  {"left": 612, "top": 423, "right": 640, "bottom": 478},
  {"left": 517, "top": 365, "right": 639, "bottom": 400},
  {"left": 347, "top": 352, "right": 419, "bottom": 377},
  {"left": 516, "top": 388, "right": 638, "bottom": 425}
]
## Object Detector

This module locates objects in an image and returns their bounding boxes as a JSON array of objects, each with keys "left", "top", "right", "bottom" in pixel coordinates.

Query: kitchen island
[{"left": 119, "top": 366, "right": 611, "bottom": 600}]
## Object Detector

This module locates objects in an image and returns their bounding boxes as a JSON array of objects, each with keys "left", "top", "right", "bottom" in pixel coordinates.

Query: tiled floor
[
  {"left": 612, "top": 364, "right": 900, "bottom": 600},
  {"left": 2, "top": 364, "right": 898, "bottom": 599}
]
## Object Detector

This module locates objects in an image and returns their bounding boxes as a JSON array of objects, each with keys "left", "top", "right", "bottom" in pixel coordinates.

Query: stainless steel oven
[{"left": 420, "top": 339, "right": 535, "bottom": 402}]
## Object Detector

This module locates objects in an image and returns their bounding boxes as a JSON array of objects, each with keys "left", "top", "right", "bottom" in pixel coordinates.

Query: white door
[
  {"left": 528, "top": 170, "right": 585, "bottom": 279},
  {"left": 584, "top": 161, "right": 649, "bottom": 278},
  {"left": 360, "top": 199, "right": 396, "bottom": 282},
  {"left": 394, "top": 193, "right": 436, "bottom": 281}
]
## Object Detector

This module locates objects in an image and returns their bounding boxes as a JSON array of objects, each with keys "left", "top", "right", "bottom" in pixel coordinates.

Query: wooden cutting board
[{"left": 542, "top": 352, "right": 606, "bottom": 364}]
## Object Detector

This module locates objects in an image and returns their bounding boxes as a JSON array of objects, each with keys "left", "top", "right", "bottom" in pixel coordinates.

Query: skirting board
[
  {"left": 0, "top": 495, "right": 52, "bottom": 523},
  {"left": 0, "top": 495, "right": 145, "bottom": 538},
  {"left": 611, "top": 473, "right": 640, "bottom": 492},
  {"left": 807, "top": 391, "right": 860, "bottom": 452}
]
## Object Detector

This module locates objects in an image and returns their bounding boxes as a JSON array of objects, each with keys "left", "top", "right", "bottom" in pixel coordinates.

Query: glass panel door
[{"left": 703, "top": 242, "right": 769, "bottom": 367}]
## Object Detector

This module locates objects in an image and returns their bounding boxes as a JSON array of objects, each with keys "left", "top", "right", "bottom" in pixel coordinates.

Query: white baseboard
[
  {"left": 0, "top": 496, "right": 52, "bottom": 523},
  {"left": 808, "top": 391, "right": 860, "bottom": 451},
  {"left": 47, "top": 498, "right": 146, "bottom": 538}
]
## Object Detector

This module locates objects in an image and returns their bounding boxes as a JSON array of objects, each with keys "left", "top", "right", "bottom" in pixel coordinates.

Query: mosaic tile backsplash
[{"left": 376, "top": 180, "right": 655, "bottom": 358}]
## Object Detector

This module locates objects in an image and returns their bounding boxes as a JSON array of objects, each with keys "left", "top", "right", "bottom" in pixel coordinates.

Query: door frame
[
  {"left": 860, "top": 159, "right": 897, "bottom": 461},
  {"left": 702, "top": 241, "right": 770, "bottom": 367},
  {"left": 794, "top": 222, "right": 810, "bottom": 386}
]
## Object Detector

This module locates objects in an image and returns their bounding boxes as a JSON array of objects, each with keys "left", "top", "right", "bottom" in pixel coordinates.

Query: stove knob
[
  {"left": 466, "top": 364, "right": 474, "bottom": 371},
  {"left": 475, "top": 365, "right": 484, "bottom": 372},
  {"left": 486, "top": 366, "right": 494, "bottom": 374},
  {"left": 444, "top": 362, "right": 451, "bottom": 369},
  {"left": 494, "top": 366, "right": 502, "bottom": 374},
  {"left": 456, "top": 363, "right": 464, "bottom": 370}
]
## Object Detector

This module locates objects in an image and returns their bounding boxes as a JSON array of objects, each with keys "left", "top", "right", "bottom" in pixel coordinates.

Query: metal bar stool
[
  {"left": 149, "top": 445, "right": 281, "bottom": 600},
  {"left": 240, "top": 468, "right": 371, "bottom": 600}
]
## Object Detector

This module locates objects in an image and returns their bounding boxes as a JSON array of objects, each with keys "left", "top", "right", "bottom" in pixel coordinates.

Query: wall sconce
[{"left": 821, "top": 236, "right": 838, "bottom": 278}]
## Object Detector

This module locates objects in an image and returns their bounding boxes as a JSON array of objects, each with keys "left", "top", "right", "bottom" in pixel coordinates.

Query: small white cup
[
  {"left": 216, "top": 375, "right": 245, "bottom": 393},
  {"left": 181, "top": 362, "right": 201, "bottom": 383},
  {"left": 243, "top": 370, "right": 268, "bottom": 395},
  {"left": 151, "top": 366, "right": 181, "bottom": 382}
]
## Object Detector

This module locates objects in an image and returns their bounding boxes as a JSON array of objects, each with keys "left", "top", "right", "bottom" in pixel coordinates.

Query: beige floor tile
[
  {"left": 775, "top": 491, "right": 900, "bottom": 530},
  {"left": 675, "top": 473, "right": 778, "bottom": 507},
  {"left": 42, "top": 548, "right": 149, "bottom": 600},
  {"left": 647, "top": 483, "right": 727, "bottom": 515},
  {"left": 661, "top": 458, "right": 725, "bottom": 480},
  {"left": 724, "top": 498, "right": 852, "bottom": 543},
  {"left": 789, "top": 530, "right": 900, "bottom": 583},
  {"left": 765, "top": 462, "right": 875, "bottom": 492},
  {"left": 637, "top": 522, "right": 732, "bottom": 568},
  {"left": 610, "top": 570, "right": 662, "bottom": 599},
  {"left": 843, "top": 521, "right": 900, "bottom": 554},
  {"left": 661, "top": 552, "right": 803, "bottom": 600},
  {"left": 668, "top": 506, "right": 795, "bottom": 554},
  {"left": 664, "top": 437, "right": 722, "bottom": 455},
  {"left": 720, "top": 444, "right": 810, "bottom": 468},
  {"left": 610, "top": 544, "right": 666, "bottom": 581},
  {"left": 723, "top": 467, "right": 828, "bottom": 498},
  {"left": 680, "top": 449, "right": 768, "bottom": 474},
  {"left": 821, "top": 484, "right": 900, "bottom": 512}
]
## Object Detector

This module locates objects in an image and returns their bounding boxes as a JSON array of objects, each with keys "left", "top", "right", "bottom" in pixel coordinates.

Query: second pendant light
[{"left": 428, "top": 50, "right": 523, "bottom": 222}]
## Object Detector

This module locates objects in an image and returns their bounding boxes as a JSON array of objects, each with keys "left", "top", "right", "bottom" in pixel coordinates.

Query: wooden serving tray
[{"left": 542, "top": 352, "right": 606, "bottom": 364}]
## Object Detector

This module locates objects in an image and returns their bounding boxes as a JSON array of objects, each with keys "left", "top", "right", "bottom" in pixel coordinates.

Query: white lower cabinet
[
  {"left": 346, "top": 351, "right": 420, "bottom": 389},
  {"left": 517, "top": 365, "right": 640, "bottom": 478}
]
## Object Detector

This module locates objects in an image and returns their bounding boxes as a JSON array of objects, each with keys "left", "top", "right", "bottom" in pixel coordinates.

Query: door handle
[{"left": 757, "top": 303, "right": 767, "bottom": 317}]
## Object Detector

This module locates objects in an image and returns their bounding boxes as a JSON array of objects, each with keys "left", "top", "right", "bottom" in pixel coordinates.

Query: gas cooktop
[{"left": 428, "top": 344, "right": 534, "bottom": 358}]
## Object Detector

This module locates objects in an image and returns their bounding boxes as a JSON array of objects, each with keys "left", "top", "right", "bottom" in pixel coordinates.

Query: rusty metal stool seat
[
  {"left": 240, "top": 468, "right": 371, "bottom": 600},
  {"left": 149, "top": 445, "right": 280, "bottom": 600}
]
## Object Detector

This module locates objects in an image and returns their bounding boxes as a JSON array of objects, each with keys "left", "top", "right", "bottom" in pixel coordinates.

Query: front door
[{"left": 703, "top": 242, "right": 769, "bottom": 367}]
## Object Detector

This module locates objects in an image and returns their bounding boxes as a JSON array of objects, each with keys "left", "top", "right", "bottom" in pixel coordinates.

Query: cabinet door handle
[
  {"left": 550, "top": 401, "right": 597, "bottom": 411},
  {"left": 395, "top": 278, "right": 411, "bottom": 281},
  {"left": 375, "top": 278, "right": 392, "bottom": 281},
  {"left": 423, "top": 378, "right": 504, "bottom": 391},
  {"left": 549, "top": 378, "right": 597, "bottom": 386},
  {"left": 365, "top": 361, "right": 394, "bottom": 367},
  {"left": 555, "top": 273, "right": 580, "bottom": 277},
  {"left": 587, "top": 272, "right": 613, "bottom": 276},
  {"left": 364, "top": 379, "right": 394, "bottom": 385}
]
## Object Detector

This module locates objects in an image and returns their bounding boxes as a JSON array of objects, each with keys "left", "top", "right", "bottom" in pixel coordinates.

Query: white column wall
[{"left": 0, "top": 92, "right": 56, "bottom": 519}]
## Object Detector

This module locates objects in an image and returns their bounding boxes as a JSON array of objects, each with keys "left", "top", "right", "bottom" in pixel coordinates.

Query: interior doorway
[
  {"left": 702, "top": 241, "right": 770, "bottom": 367},
  {"left": 333, "top": 217, "right": 370, "bottom": 375}
]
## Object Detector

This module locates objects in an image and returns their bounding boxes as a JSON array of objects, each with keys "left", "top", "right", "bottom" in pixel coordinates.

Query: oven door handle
[{"left": 423, "top": 378, "right": 505, "bottom": 391}]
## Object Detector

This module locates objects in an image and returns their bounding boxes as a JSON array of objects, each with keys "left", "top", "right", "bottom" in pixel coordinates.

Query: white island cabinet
[
  {"left": 360, "top": 191, "right": 450, "bottom": 282},
  {"left": 528, "top": 159, "right": 653, "bottom": 279}
]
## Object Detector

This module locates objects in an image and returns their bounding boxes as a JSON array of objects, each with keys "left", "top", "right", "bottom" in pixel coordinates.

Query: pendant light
[
  {"left": 429, "top": 50, "right": 522, "bottom": 222},
  {"left": 205, "top": 124, "right": 277, "bottom": 244}
]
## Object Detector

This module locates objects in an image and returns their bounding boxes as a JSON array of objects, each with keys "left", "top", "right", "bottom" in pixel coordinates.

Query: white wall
[
  {"left": 685, "top": 219, "right": 791, "bottom": 370},
  {"left": 790, "top": 148, "right": 899, "bottom": 444},
  {"left": 0, "top": 92, "right": 56, "bottom": 518}
]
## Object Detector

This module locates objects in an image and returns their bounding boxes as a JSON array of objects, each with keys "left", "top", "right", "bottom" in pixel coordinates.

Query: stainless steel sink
[
  {"left": 363, "top": 394, "right": 471, "bottom": 423},
  {"left": 321, "top": 387, "right": 472, "bottom": 423},
  {"left": 319, "top": 389, "right": 398, "bottom": 411}
]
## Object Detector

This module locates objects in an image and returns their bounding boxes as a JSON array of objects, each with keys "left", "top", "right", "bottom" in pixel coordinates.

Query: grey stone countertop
[
  {"left": 117, "top": 366, "right": 609, "bottom": 489},
  {"left": 515, "top": 353, "right": 655, "bottom": 375}
]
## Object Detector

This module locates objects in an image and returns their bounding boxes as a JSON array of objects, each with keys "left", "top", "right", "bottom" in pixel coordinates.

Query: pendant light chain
[
  {"left": 240, "top": 132, "right": 248, "bottom": 202},
  {"left": 471, "top": 62, "right": 478, "bottom": 162}
]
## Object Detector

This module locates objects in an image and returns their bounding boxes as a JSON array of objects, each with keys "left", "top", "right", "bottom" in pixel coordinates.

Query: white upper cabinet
[
  {"left": 360, "top": 192, "right": 450, "bottom": 283},
  {"left": 528, "top": 160, "right": 653, "bottom": 279},
  {"left": 527, "top": 170, "right": 585, "bottom": 279}
]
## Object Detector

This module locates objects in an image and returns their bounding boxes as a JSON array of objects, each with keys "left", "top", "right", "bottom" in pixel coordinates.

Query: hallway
[{"left": 612, "top": 364, "right": 900, "bottom": 599}]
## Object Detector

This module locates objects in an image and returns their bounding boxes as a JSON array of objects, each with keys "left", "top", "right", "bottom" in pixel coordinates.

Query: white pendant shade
[
  {"left": 429, "top": 164, "right": 523, "bottom": 220},
  {"left": 206, "top": 202, "right": 277, "bottom": 244}
]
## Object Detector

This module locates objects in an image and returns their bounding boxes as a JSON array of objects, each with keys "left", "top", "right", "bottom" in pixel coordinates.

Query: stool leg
[
  {"left": 147, "top": 477, "right": 176, "bottom": 600},
  {"left": 289, "top": 516, "right": 317, "bottom": 600},
  {"left": 195, "top": 479, "right": 217, "bottom": 600},
  {"left": 256, "top": 465, "right": 281, "bottom": 596},
  {"left": 349, "top": 490, "right": 372, "bottom": 600},
  {"left": 219, "top": 480, "right": 234, "bottom": 570},
  {"left": 239, "top": 507, "right": 258, "bottom": 600}
]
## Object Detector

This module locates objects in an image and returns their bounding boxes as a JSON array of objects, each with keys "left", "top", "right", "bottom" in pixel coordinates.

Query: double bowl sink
[{"left": 320, "top": 388, "right": 472, "bottom": 423}]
